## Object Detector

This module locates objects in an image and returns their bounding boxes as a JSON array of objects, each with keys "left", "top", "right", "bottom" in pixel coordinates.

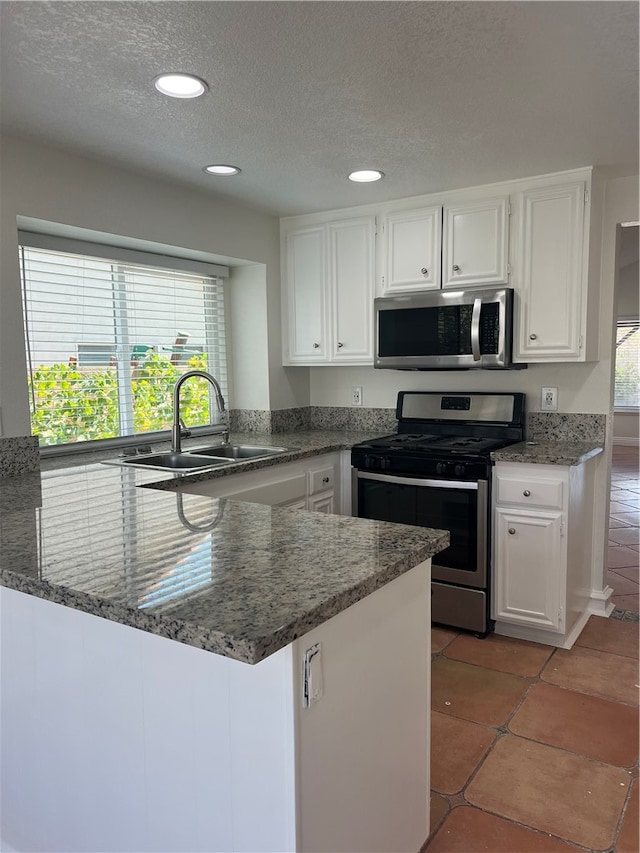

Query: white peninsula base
[{"left": 1, "top": 560, "right": 431, "bottom": 853}]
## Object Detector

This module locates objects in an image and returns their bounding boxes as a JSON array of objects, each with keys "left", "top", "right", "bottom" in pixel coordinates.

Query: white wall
[
  {"left": 618, "top": 260, "right": 639, "bottom": 316},
  {"left": 592, "top": 176, "right": 639, "bottom": 597},
  {"left": 0, "top": 135, "right": 309, "bottom": 437},
  {"left": 613, "top": 224, "right": 639, "bottom": 444},
  {"left": 309, "top": 362, "right": 604, "bottom": 414},
  {"left": 614, "top": 412, "right": 639, "bottom": 444},
  {"left": 227, "top": 265, "right": 270, "bottom": 410}
]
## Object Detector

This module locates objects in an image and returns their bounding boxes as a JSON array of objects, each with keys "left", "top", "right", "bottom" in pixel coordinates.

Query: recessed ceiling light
[
  {"left": 348, "top": 169, "right": 384, "bottom": 183},
  {"left": 154, "top": 73, "right": 208, "bottom": 99},
  {"left": 204, "top": 164, "right": 241, "bottom": 176}
]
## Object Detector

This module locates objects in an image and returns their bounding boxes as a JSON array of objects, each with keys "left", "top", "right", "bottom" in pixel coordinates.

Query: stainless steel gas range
[{"left": 351, "top": 391, "right": 526, "bottom": 636}]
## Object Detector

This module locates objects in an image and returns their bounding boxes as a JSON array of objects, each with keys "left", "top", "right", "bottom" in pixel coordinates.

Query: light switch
[{"left": 302, "top": 642, "right": 323, "bottom": 708}]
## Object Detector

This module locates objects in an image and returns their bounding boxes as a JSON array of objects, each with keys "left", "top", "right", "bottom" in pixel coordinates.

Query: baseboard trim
[
  {"left": 494, "top": 608, "right": 591, "bottom": 650},
  {"left": 588, "top": 585, "right": 615, "bottom": 617},
  {"left": 612, "top": 437, "right": 640, "bottom": 447}
]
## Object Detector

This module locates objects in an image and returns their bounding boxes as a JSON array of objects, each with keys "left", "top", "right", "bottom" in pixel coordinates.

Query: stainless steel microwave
[{"left": 374, "top": 287, "right": 524, "bottom": 370}]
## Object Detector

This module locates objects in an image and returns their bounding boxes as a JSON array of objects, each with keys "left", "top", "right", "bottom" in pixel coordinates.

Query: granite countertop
[
  {"left": 491, "top": 440, "right": 604, "bottom": 466},
  {"left": 39, "top": 429, "right": 380, "bottom": 486},
  {"left": 1, "top": 430, "right": 450, "bottom": 664}
]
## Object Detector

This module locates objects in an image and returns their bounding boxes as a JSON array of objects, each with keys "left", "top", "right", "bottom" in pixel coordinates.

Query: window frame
[
  {"left": 19, "top": 232, "right": 231, "bottom": 457},
  {"left": 613, "top": 315, "right": 640, "bottom": 413}
]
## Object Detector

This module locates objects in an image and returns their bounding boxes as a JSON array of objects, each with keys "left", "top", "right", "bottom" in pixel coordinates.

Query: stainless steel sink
[
  {"left": 106, "top": 452, "right": 236, "bottom": 473},
  {"left": 104, "top": 444, "right": 288, "bottom": 473},
  {"left": 190, "top": 444, "right": 288, "bottom": 460}
]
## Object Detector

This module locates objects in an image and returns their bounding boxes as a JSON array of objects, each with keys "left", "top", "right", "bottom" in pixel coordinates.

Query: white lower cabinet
[
  {"left": 492, "top": 458, "right": 597, "bottom": 648},
  {"left": 174, "top": 453, "right": 342, "bottom": 514},
  {"left": 494, "top": 507, "right": 563, "bottom": 631},
  {"left": 308, "top": 492, "right": 334, "bottom": 513},
  {"left": 282, "top": 497, "right": 308, "bottom": 511}
]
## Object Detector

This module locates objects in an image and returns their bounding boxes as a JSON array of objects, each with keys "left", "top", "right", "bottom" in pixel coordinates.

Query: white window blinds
[
  {"left": 615, "top": 319, "right": 640, "bottom": 408},
  {"left": 19, "top": 236, "right": 229, "bottom": 447}
]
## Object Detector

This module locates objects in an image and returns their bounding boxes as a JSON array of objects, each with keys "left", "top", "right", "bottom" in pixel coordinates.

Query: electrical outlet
[
  {"left": 541, "top": 386, "right": 558, "bottom": 411},
  {"left": 352, "top": 386, "right": 363, "bottom": 406},
  {"left": 302, "top": 643, "right": 323, "bottom": 708}
]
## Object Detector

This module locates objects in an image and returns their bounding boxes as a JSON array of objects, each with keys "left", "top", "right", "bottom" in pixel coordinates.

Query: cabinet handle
[
  {"left": 508, "top": 528, "right": 516, "bottom": 535},
  {"left": 420, "top": 267, "right": 429, "bottom": 275},
  {"left": 453, "top": 264, "right": 461, "bottom": 272},
  {"left": 337, "top": 342, "right": 344, "bottom": 349},
  {"left": 523, "top": 489, "right": 531, "bottom": 497},
  {"left": 312, "top": 342, "right": 320, "bottom": 349},
  {"left": 322, "top": 476, "right": 330, "bottom": 484},
  {"left": 529, "top": 333, "right": 537, "bottom": 341}
]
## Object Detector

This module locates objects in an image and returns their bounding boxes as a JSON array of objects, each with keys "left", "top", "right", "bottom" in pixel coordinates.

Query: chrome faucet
[{"left": 171, "top": 370, "right": 229, "bottom": 453}]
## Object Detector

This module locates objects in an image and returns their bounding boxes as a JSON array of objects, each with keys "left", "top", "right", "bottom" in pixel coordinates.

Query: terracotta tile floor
[
  {"left": 427, "top": 448, "right": 640, "bottom": 851},
  {"left": 609, "top": 446, "right": 640, "bottom": 613}
]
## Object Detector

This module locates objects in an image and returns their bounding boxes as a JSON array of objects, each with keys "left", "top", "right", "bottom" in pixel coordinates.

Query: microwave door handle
[{"left": 471, "top": 297, "right": 482, "bottom": 361}]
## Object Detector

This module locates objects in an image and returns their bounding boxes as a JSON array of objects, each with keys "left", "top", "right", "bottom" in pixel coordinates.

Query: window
[
  {"left": 19, "top": 234, "right": 229, "bottom": 448},
  {"left": 614, "top": 319, "right": 640, "bottom": 408}
]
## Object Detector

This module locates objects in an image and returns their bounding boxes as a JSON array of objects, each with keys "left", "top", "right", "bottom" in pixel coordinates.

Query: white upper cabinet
[
  {"left": 285, "top": 225, "right": 327, "bottom": 362},
  {"left": 283, "top": 217, "right": 375, "bottom": 365},
  {"left": 383, "top": 206, "right": 442, "bottom": 293},
  {"left": 442, "top": 196, "right": 510, "bottom": 289},
  {"left": 330, "top": 219, "right": 375, "bottom": 362},
  {"left": 512, "top": 182, "right": 590, "bottom": 362},
  {"left": 381, "top": 196, "right": 509, "bottom": 294},
  {"left": 281, "top": 167, "right": 600, "bottom": 366}
]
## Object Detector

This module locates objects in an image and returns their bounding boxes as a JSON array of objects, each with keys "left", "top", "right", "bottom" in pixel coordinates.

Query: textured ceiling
[{"left": 0, "top": 1, "right": 638, "bottom": 216}]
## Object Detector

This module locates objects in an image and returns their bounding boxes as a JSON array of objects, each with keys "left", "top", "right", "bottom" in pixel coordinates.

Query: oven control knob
[
  {"left": 454, "top": 464, "right": 465, "bottom": 477},
  {"left": 364, "top": 455, "right": 375, "bottom": 469},
  {"left": 381, "top": 456, "right": 391, "bottom": 471},
  {"left": 436, "top": 462, "right": 447, "bottom": 475}
]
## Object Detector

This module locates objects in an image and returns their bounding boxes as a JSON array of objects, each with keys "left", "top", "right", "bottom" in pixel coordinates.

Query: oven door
[{"left": 352, "top": 470, "right": 488, "bottom": 588}]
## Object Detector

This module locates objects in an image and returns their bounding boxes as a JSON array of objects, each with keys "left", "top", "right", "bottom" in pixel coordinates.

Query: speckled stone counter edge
[
  {"left": 491, "top": 441, "right": 604, "bottom": 466},
  {"left": 0, "top": 435, "right": 40, "bottom": 478},
  {"left": 0, "top": 531, "right": 447, "bottom": 665}
]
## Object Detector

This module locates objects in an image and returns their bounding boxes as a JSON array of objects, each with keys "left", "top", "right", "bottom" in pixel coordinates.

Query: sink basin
[
  {"left": 106, "top": 452, "right": 236, "bottom": 473},
  {"left": 191, "top": 444, "right": 288, "bottom": 460}
]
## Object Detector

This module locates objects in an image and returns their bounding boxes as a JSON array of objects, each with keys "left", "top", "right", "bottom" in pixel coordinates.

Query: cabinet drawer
[
  {"left": 308, "top": 466, "right": 335, "bottom": 495},
  {"left": 496, "top": 475, "right": 563, "bottom": 509}
]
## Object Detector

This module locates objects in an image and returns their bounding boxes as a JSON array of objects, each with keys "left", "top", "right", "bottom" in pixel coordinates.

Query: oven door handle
[
  {"left": 471, "top": 296, "right": 482, "bottom": 361},
  {"left": 355, "top": 471, "right": 479, "bottom": 491}
]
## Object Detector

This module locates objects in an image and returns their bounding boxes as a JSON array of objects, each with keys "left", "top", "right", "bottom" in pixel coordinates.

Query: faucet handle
[{"left": 179, "top": 418, "right": 192, "bottom": 438}]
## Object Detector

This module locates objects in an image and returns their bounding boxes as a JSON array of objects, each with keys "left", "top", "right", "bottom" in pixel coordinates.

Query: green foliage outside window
[{"left": 29, "top": 352, "right": 211, "bottom": 446}]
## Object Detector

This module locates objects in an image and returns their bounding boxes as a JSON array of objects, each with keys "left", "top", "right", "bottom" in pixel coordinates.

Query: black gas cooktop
[
  {"left": 356, "top": 433, "right": 510, "bottom": 455},
  {"left": 351, "top": 391, "right": 526, "bottom": 480}
]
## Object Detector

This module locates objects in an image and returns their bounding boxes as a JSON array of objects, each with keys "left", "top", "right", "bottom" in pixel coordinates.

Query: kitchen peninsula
[{"left": 0, "top": 436, "right": 449, "bottom": 853}]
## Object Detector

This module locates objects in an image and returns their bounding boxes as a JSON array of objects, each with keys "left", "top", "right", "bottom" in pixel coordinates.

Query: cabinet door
[
  {"left": 383, "top": 207, "right": 442, "bottom": 293},
  {"left": 442, "top": 197, "right": 509, "bottom": 289},
  {"left": 329, "top": 218, "right": 375, "bottom": 363},
  {"left": 513, "top": 183, "right": 585, "bottom": 361},
  {"left": 493, "top": 507, "right": 564, "bottom": 632},
  {"left": 308, "top": 492, "right": 334, "bottom": 513},
  {"left": 285, "top": 226, "right": 327, "bottom": 362},
  {"left": 281, "top": 497, "right": 307, "bottom": 511}
]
